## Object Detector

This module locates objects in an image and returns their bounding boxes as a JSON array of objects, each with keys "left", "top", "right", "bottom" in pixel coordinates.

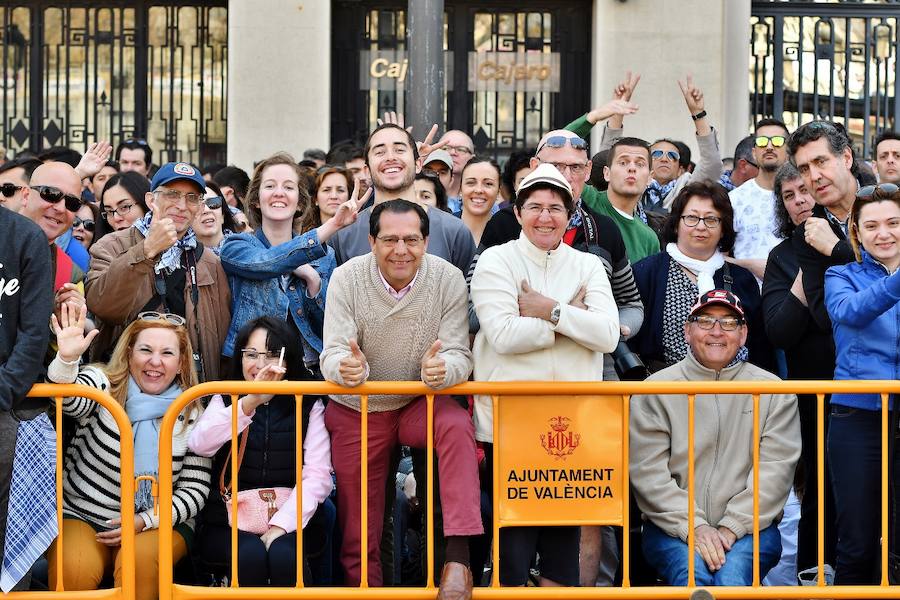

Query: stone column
[
  {"left": 590, "top": 0, "right": 751, "bottom": 160},
  {"left": 226, "top": 0, "right": 331, "bottom": 172}
]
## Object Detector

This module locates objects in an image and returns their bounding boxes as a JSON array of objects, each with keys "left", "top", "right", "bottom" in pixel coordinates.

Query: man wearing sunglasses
[
  {"left": 86, "top": 161, "right": 231, "bottom": 380},
  {"left": 18, "top": 162, "right": 87, "bottom": 328},
  {"left": 728, "top": 119, "right": 792, "bottom": 281},
  {"left": 631, "top": 289, "right": 799, "bottom": 587},
  {"left": 0, "top": 157, "right": 41, "bottom": 214}
]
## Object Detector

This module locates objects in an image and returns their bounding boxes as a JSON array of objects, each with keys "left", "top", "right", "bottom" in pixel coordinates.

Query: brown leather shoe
[{"left": 437, "top": 561, "right": 473, "bottom": 600}]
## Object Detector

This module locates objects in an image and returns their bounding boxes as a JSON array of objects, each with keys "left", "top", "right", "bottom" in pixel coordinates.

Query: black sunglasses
[
  {"left": 73, "top": 217, "right": 95, "bottom": 232},
  {"left": 204, "top": 196, "right": 223, "bottom": 210},
  {"left": 0, "top": 183, "right": 22, "bottom": 198},
  {"left": 30, "top": 185, "right": 83, "bottom": 212}
]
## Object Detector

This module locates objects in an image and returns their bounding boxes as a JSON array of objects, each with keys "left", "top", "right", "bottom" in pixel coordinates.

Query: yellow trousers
[{"left": 47, "top": 518, "right": 187, "bottom": 600}]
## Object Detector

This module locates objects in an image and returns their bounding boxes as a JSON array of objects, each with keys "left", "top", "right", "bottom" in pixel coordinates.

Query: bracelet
[{"left": 691, "top": 110, "right": 707, "bottom": 121}]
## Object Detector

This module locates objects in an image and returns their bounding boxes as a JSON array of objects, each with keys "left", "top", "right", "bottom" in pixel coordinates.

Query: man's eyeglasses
[
  {"left": 30, "top": 185, "right": 83, "bottom": 212},
  {"left": 240, "top": 348, "right": 283, "bottom": 363},
  {"left": 536, "top": 135, "right": 588, "bottom": 156},
  {"left": 540, "top": 160, "right": 589, "bottom": 176},
  {"left": 73, "top": 217, "right": 95, "bottom": 232},
  {"left": 101, "top": 202, "right": 136, "bottom": 220},
  {"left": 375, "top": 235, "right": 424, "bottom": 248},
  {"left": 137, "top": 311, "right": 186, "bottom": 327},
  {"left": 520, "top": 203, "right": 568, "bottom": 217},
  {"left": 445, "top": 145, "right": 473, "bottom": 156},
  {"left": 154, "top": 188, "right": 202, "bottom": 206},
  {"left": 651, "top": 149, "right": 681, "bottom": 162},
  {"left": 688, "top": 314, "right": 744, "bottom": 331},
  {"left": 755, "top": 135, "right": 786, "bottom": 148},
  {"left": 857, "top": 183, "right": 900, "bottom": 201},
  {"left": 0, "top": 183, "right": 22, "bottom": 198},
  {"left": 680, "top": 215, "right": 722, "bottom": 229},
  {"left": 203, "top": 196, "right": 224, "bottom": 210}
]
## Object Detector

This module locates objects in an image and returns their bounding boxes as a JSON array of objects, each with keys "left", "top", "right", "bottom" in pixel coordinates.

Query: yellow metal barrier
[
  {"left": 22, "top": 383, "right": 136, "bottom": 600},
  {"left": 157, "top": 380, "right": 900, "bottom": 599}
]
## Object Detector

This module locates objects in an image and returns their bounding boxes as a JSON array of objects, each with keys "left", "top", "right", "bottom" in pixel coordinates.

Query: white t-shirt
[{"left": 729, "top": 178, "right": 781, "bottom": 261}]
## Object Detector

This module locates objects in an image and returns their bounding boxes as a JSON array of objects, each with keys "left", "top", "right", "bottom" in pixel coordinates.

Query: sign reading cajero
[
  {"left": 468, "top": 51, "right": 560, "bottom": 93},
  {"left": 359, "top": 50, "right": 454, "bottom": 91},
  {"left": 497, "top": 395, "right": 624, "bottom": 526}
]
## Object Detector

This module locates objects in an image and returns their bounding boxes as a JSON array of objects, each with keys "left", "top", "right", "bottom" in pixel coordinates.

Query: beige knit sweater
[{"left": 320, "top": 253, "right": 473, "bottom": 412}]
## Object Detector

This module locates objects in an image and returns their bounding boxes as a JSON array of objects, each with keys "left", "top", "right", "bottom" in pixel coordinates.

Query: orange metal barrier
[
  {"left": 21, "top": 383, "right": 136, "bottom": 600},
  {"left": 157, "top": 379, "right": 900, "bottom": 599}
]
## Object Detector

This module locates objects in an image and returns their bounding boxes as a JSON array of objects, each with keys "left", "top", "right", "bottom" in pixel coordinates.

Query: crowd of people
[{"left": 3, "top": 70, "right": 900, "bottom": 598}]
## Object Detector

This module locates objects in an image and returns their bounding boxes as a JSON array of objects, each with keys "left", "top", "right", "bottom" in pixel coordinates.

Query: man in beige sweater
[
  {"left": 320, "top": 199, "right": 479, "bottom": 600},
  {"left": 630, "top": 289, "right": 800, "bottom": 587}
]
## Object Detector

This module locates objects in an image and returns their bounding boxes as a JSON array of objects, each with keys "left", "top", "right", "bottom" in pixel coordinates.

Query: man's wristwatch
[{"left": 549, "top": 303, "right": 561, "bottom": 325}]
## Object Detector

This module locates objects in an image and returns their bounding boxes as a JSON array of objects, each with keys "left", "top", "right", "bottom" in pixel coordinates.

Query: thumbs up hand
[
  {"left": 339, "top": 338, "right": 368, "bottom": 387},
  {"left": 420, "top": 339, "right": 447, "bottom": 388}
]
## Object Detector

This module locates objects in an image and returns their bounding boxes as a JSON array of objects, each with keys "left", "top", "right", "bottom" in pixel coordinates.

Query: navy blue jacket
[{"left": 628, "top": 251, "right": 774, "bottom": 372}]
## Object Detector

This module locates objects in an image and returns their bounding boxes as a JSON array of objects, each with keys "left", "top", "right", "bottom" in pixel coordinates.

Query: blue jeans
[{"left": 642, "top": 520, "right": 782, "bottom": 586}]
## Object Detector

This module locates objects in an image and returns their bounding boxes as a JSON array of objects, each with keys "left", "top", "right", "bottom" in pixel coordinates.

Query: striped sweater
[{"left": 47, "top": 357, "right": 212, "bottom": 531}]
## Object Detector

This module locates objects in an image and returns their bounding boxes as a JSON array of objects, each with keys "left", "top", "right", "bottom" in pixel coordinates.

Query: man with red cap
[{"left": 630, "top": 289, "right": 800, "bottom": 587}]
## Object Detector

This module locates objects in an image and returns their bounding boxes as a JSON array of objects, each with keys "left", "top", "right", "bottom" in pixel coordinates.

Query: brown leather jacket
[{"left": 86, "top": 227, "right": 231, "bottom": 380}]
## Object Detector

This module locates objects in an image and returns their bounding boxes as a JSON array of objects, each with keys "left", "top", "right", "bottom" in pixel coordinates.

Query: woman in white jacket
[{"left": 470, "top": 163, "right": 619, "bottom": 587}]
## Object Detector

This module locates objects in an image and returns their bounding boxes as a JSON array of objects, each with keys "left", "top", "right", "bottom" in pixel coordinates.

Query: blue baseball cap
[{"left": 150, "top": 162, "right": 206, "bottom": 194}]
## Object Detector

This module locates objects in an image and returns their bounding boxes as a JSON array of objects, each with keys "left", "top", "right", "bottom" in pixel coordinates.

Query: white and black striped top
[{"left": 47, "top": 358, "right": 212, "bottom": 531}]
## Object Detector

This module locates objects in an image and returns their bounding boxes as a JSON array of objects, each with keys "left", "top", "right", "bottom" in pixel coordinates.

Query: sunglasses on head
[
  {"left": 0, "top": 183, "right": 22, "bottom": 198},
  {"left": 536, "top": 135, "right": 588, "bottom": 155},
  {"left": 30, "top": 185, "right": 83, "bottom": 212},
  {"left": 857, "top": 183, "right": 900, "bottom": 201},
  {"left": 651, "top": 149, "right": 680, "bottom": 162},
  {"left": 73, "top": 217, "right": 95, "bottom": 232},
  {"left": 755, "top": 135, "right": 786, "bottom": 148},
  {"left": 137, "top": 311, "right": 186, "bottom": 327}
]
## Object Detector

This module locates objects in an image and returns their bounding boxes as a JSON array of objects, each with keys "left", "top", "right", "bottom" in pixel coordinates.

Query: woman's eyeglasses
[
  {"left": 240, "top": 349, "right": 284, "bottom": 363},
  {"left": 101, "top": 202, "right": 136, "bottom": 220},
  {"left": 137, "top": 311, "right": 186, "bottom": 327},
  {"left": 203, "top": 196, "right": 223, "bottom": 210},
  {"left": 30, "top": 185, "right": 83, "bottom": 212},
  {"left": 680, "top": 215, "right": 722, "bottom": 229},
  {"left": 73, "top": 217, "right": 95, "bottom": 232}
]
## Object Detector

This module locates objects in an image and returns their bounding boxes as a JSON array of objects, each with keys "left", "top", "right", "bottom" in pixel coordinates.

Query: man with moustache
[
  {"left": 86, "top": 162, "right": 230, "bottom": 379},
  {"left": 330, "top": 123, "right": 475, "bottom": 274},
  {"left": 728, "top": 119, "right": 792, "bottom": 281}
]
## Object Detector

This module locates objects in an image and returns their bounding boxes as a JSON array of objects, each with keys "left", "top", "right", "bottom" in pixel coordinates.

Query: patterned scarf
[{"left": 133, "top": 212, "right": 198, "bottom": 275}]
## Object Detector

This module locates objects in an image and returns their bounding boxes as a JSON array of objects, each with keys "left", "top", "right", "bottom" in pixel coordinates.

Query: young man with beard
[
  {"left": 329, "top": 124, "right": 475, "bottom": 274},
  {"left": 728, "top": 119, "right": 791, "bottom": 281}
]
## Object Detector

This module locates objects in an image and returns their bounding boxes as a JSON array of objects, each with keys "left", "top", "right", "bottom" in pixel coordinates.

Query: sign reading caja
[{"left": 497, "top": 395, "right": 624, "bottom": 526}]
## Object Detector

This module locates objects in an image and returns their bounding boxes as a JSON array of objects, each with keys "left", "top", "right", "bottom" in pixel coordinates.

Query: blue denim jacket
[{"left": 220, "top": 228, "right": 335, "bottom": 358}]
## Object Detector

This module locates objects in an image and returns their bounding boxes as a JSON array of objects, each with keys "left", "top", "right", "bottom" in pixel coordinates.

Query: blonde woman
[{"left": 46, "top": 305, "right": 211, "bottom": 600}]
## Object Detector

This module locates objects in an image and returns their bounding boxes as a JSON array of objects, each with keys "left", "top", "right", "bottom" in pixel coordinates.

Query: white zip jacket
[{"left": 470, "top": 232, "right": 619, "bottom": 443}]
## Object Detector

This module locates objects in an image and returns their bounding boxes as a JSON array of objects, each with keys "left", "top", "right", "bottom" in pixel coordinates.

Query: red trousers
[{"left": 325, "top": 396, "right": 483, "bottom": 586}]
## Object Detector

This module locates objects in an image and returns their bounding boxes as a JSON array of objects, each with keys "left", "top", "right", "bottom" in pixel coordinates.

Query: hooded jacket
[{"left": 630, "top": 353, "right": 800, "bottom": 542}]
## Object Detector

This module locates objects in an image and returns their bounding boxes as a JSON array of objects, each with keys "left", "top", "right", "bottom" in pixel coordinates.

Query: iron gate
[
  {"left": 331, "top": 0, "right": 591, "bottom": 160},
  {"left": 751, "top": 0, "right": 900, "bottom": 158},
  {"left": 0, "top": 0, "right": 226, "bottom": 166}
]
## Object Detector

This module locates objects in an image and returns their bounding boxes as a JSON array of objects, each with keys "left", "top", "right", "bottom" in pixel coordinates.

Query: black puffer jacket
[{"left": 201, "top": 394, "right": 320, "bottom": 526}]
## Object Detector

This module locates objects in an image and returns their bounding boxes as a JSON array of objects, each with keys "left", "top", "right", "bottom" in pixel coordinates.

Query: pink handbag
[{"left": 219, "top": 428, "right": 292, "bottom": 535}]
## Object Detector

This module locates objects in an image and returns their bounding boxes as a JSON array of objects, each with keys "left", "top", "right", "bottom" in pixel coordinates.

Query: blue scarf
[
  {"left": 133, "top": 212, "right": 198, "bottom": 275},
  {"left": 126, "top": 376, "right": 182, "bottom": 512}
]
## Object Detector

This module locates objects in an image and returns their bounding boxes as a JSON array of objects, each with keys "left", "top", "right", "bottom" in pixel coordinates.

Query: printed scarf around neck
[{"left": 133, "top": 212, "right": 198, "bottom": 275}]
